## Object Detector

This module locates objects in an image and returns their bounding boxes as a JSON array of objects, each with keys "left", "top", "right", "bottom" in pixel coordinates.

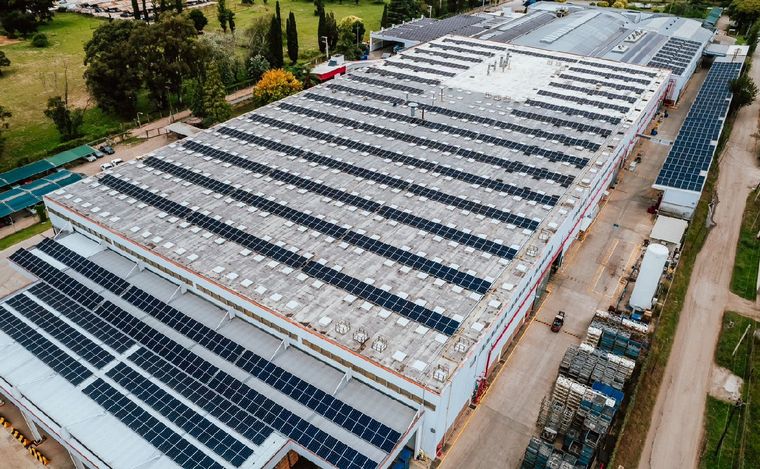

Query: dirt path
[{"left": 639, "top": 51, "right": 760, "bottom": 468}]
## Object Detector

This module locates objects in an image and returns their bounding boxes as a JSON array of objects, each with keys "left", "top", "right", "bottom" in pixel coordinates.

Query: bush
[
  {"left": 31, "top": 32, "right": 49, "bottom": 47},
  {"left": 597, "top": 1, "right": 609, "bottom": 6}
]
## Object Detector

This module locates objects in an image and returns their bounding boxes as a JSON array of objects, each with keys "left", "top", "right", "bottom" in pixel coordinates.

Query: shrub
[
  {"left": 31, "top": 32, "right": 49, "bottom": 47},
  {"left": 597, "top": 1, "right": 609, "bottom": 6}
]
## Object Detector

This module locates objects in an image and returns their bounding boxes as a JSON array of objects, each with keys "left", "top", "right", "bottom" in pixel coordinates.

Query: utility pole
[
  {"left": 321, "top": 35, "right": 329, "bottom": 61},
  {"left": 427, "top": 4, "right": 432, "bottom": 17}
]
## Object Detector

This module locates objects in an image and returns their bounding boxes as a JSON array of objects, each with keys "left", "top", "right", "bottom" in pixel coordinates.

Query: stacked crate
[
  {"left": 585, "top": 321, "right": 644, "bottom": 359},
  {"left": 559, "top": 345, "right": 635, "bottom": 390}
]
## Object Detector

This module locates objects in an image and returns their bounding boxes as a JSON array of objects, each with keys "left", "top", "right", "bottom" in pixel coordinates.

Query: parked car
[
  {"left": 84, "top": 154, "right": 97, "bottom": 162},
  {"left": 110, "top": 158, "right": 124, "bottom": 166},
  {"left": 100, "top": 162, "right": 114, "bottom": 171},
  {"left": 99, "top": 144, "right": 115, "bottom": 155}
]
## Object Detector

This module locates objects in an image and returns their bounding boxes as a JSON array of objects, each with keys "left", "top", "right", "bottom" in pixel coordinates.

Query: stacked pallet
[
  {"left": 584, "top": 320, "right": 643, "bottom": 359},
  {"left": 559, "top": 345, "right": 635, "bottom": 390}
]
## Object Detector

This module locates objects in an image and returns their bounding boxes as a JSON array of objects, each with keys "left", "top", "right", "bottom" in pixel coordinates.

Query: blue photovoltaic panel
[
  {"left": 83, "top": 379, "right": 226, "bottom": 469},
  {"left": 5, "top": 294, "right": 113, "bottom": 368},
  {"left": 0, "top": 305, "right": 92, "bottom": 385},
  {"left": 37, "top": 238, "right": 131, "bottom": 294},
  {"left": 655, "top": 61, "right": 743, "bottom": 191},
  {"left": 98, "top": 174, "right": 461, "bottom": 336}
]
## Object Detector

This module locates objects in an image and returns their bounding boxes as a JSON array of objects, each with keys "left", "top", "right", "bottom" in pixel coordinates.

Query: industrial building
[
  {"left": 371, "top": 4, "right": 717, "bottom": 102},
  {"left": 1, "top": 36, "right": 673, "bottom": 468}
]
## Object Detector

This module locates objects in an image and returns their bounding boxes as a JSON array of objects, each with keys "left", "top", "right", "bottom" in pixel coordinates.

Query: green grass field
[
  {"left": 0, "top": 220, "right": 51, "bottom": 250},
  {"left": 731, "top": 188, "right": 760, "bottom": 301},
  {"left": 700, "top": 312, "right": 760, "bottom": 469},
  {"left": 0, "top": 13, "right": 127, "bottom": 169},
  {"left": 202, "top": 0, "right": 385, "bottom": 55}
]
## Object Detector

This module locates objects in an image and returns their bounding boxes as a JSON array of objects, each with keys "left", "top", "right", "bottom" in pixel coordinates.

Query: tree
[
  {"left": 317, "top": 6, "right": 327, "bottom": 53},
  {"left": 189, "top": 9, "right": 208, "bottom": 32},
  {"left": 217, "top": 0, "right": 229, "bottom": 31},
  {"left": 325, "top": 12, "right": 338, "bottom": 51},
  {"left": 267, "top": 14, "right": 284, "bottom": 68},
  {"left": 286, "top": 11, "right": 298, "bottom": 64},
  {"left": 247, "top": 54, "right": 269, "bottom": 81},
  {"left": 314, "top": 0, "right": 323, "bottom": 16},
  {"left": 0, "top": 51, "right": 10, "bottom": 75},
  {"left": 130, "top": 13, "right": 205, "bottom": 110},
  {"left": 200, "top": 63, "right": 231, "bottom": 125},
  {"left": 386, "top": 0, "right": 419, "bottom": 26},
  {"left": 199, "top": 33, "right": 247, "bottom": 85},
  {"left": 276, "top": 0, "right": 282, "bottom": 25},
  {"left": 142, "top": 0, "right": 149, "bottom": 21},
  {"left": 44, "top": 96, "right": 84, "bottom": 141},
  {"left": 380, "top": 3, "right": 388, "bottom": 28},
  {"left": 729, "top": 0, "right": 760, "bottom": 32},
  {"left": 730, "top": 73, "right": 758, "bottom": 110},
  {"left": 252, "top": 68, "right": 302, "bottom": 105},
  {"left": 131, "top": 0, "right": 141, "bottom": 20},
  {"left": 227, "top": 9, "right": 236, "bottom": 33},
  {"left": 335, "top": 16, "right": 364, "bottom": 60},
  {"left": 84, "top": 20, "right": 143, "bottom": 117},
  {"left": 0, "top": 0, "right": 55, "bottom": 37},
  {"left": 0, "top": 105, "right": 10, "bottom": 158},
  {"left": 175, "top": 0, "right": 183, "bottom": 12},
  {"left": 245, "top": 16, "right": 271, "bottom": 59}
]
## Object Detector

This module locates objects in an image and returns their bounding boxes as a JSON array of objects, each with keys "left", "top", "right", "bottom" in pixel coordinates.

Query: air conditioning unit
[{"left": 372, "top": 336, "right": 388, "bottom": 353}]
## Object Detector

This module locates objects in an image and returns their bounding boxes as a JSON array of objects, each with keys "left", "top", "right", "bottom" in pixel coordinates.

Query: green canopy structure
[{"left": 0, "top": 170, "right": 84, "bottom": 219}]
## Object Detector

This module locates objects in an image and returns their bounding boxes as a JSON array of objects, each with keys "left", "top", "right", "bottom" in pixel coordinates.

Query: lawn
[
  {"left": 730, "top": 187, "right": 760, "bottom": 301},
  {"left": 700, "top": 312, "right": 760, "bottom": 469},
  {"left": 0, "top": 13, "right": 128, "bottom": 169},
  {"left": 201, "top": 0, "right": 385, "bottom": 55},
  {"left": 0, "top": 220, "right": 51, "bottom": 251}
]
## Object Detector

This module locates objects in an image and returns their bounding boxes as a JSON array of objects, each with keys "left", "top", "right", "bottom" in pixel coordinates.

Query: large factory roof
[
  {"left": 2, "top": 234, "right": 417, "bottom": 469},
  {"left": 43, "top": 36, "right": 668, "bottom": 392},
  {"left": 373, "top": 5, "right": 714, "bottom": 79}
]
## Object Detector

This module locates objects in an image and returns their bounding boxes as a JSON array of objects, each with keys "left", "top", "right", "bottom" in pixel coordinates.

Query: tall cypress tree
[
  {"left": 380, "top": 3, "right": 388, "bottom": 28},
  {"left": 175, "top": 0, "right": 182, "bottom": 12},
  {"left": 276, "top": 0, "right": 282, "bottom": 25},
  {"left": 317, "top": 7, "right": 326, "bottom": 53},
  {"left": 286, "top": 11, "right": 298, "bottom": 64},
  {"left": 267, "top": 14, "right": 284, "bottom": 68},
  {"left": 141, "top": 0, "right": 149, "bottom": 21},
  {"left": 131, "top": 0, "right": 141, "bottom": 20}
]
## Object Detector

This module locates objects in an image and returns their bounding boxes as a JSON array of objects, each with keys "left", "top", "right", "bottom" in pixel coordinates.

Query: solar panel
[
  {"left": 428, "top": 41, "right": 493, "bottom": 57},
  {"left": 343, "top": 74, "right": 426, "bottom": 95},
  {"left": 525, "top": 99, "right": 621, "bottom": 125},
  {"left": 314, "top": 86, "right": 600, "bottom": 154},
  {"left": 122, "top": 286, "right": 402, "bottom": 452},
  {"left": 384, "top": 60, "right": 456, "bottom": 77},
  {"left": 536, "top": 89, "right": 631, "bottom": 113},
  {"left": 27, "top": 282, "right": 134, "bottom": 353},
  {"left": 0, "top": 305, "right": 92, "bottom": 385},
  {"left": 83, "top": 379, "right": 226, "bottom": 469},
  {"left": 245, "top": 113, "right": 576, "bottom": 188},
  {"left": 106, "top": 363, "right": 254, "bottom": 466},
  {"left": 143, "top": 157, "right": 491, "bottom": 293},
  {"left": 37, "top": 237, "right": 131, "bottom": 294},
  {"left": 576, "top": 61, "right": 657, "bottom": 79},
  {"left": 99, "top": 175, "right": 461, "bottom": 335},
  {"left": 413, "top": 47, "right": 484, "bottom": 64},
  {"left": 655, "top": 61, "right": 742, "bottom": 191},
  {"left": 5, "top": 294, "right": 113, "bottom": 368},
  {"left": 211, "top": 126, "right": 558, "bottom": 206},
  {"left": 9, "top": 248, "right": 104, "bottom": 310},
  {"left": 549, "top": 82, "right": 637, "bottom": 104},
  {"left": 558, "top": 73, "right": 645, "bottom": 94}
]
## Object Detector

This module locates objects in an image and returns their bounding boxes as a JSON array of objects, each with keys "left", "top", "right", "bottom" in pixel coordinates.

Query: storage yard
[{"left": 0, "top": 3, "right": 754, "bottom": 469}]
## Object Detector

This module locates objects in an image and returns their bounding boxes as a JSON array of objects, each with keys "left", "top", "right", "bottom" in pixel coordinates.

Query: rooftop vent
[
  {"left": 372, "top": 336, "right": 388, "bottom": 353},
  {"left": 454, "top": 339, "right": 469, "bottom": 353},
  {"left": 353, "top": 327, "right": 369, "bottom": 344},
  {"left": 526, "top": 245, "right": 539, "bottom": 257},
  {"left": 335, "top": 319, "right": 350, "bottom": 335},
  {"left": 433, "top": 365, "right": 449, "bottom": 382}
]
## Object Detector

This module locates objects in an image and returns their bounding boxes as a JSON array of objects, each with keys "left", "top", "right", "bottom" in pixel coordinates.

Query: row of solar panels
[
  {"left": 655, "top": 61, "right": 742, "bottom": 191},
  {"left": 8, "top": 240, "right": 409, "bottom": 468},
  {"left": 324, "top": 78, "right": 602, "bottom": 152}
]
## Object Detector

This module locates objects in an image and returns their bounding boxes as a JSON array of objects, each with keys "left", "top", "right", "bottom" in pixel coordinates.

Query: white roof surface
[
  {"left": 46, "top": 36, "right": 668, "bottom": 391},
  {"left": 650, "top": 215, "right": 688, "bottom": 247}
]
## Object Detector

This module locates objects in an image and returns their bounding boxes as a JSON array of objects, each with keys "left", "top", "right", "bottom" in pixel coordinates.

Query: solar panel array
[
  {"left": 99, "top": 174, "right": 462, "bottom": 335},
  {"left": 655, "top": 61, "right": 742, "bottom": 191},
  {"left": 558, "top": 73, "right": 645, "bottom": 94},
  {"left": 537, "top": 89, "right": 631, "bottom": 113},
  {"left": 8, "top": 245, "right": 401, "bottom": 468},
  {"left": 647, "top": 37, "right": 702, "bottom": 76}
]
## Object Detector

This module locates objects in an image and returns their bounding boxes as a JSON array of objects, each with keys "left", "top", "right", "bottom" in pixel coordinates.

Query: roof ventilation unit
[
  {"left": 526, "top": 245, "right": 539, "bottom": 257},
  {"left": 372, "top": 336, "right": 388, "bottom": 353},
  {"left": 539, "top": 229, "right": 551, "bottom": 241},
  {"left": 335, "top": 319, "right": 351, "bottom": 334},
  {"left": 433, "top": 365, "right": 449, "bottom": 382},
  {"left": 353, "top": 327, "right": 369, "bottom": 344},
  {"left": 454, "top": 339, "right": 469, "bottom": 353}
]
